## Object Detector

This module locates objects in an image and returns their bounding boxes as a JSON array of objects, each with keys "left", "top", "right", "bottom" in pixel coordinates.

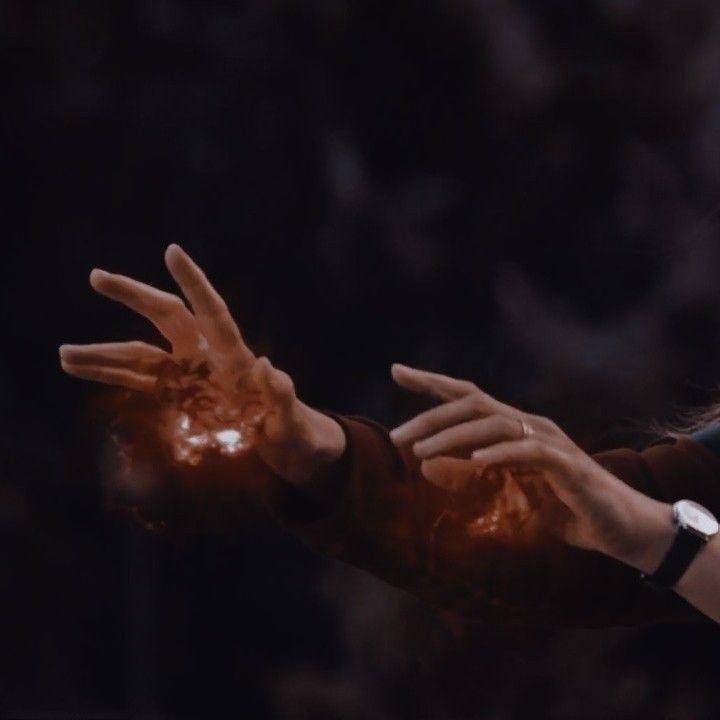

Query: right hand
[
  {"left": 390, "top": 364, "right": 673, "bottom": 570},
  {"left": 59, "top": 244, "right": 345, "bottom": 485}
]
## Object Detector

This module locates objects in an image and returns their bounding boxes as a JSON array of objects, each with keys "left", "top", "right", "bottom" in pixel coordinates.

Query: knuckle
[
  {"left": 543, "top": 417, "right": 560, "bottom": 432},
  {"left": 162, "top": 296, "right": 186, "bottom": 315},
  {"left": 275, "top": 369, "right": 295, "bottom": 395},
  {"left": 218, "top": 317, "right": 240, "bottom": 339},
  {"left": 210, "top": 293, "right": 228, "bottom": 313},
  {"left": 499, "top": 415, "right": 519, "bottom": 433}
]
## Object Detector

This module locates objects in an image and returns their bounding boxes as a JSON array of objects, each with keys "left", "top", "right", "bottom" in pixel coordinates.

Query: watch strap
[{"left": 642, "top": 526, "right": 705, "bottom": 589}]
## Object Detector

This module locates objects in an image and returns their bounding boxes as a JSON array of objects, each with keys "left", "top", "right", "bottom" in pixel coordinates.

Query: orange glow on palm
[
  {"left": 154, "top": 357, "right": 267, "bottom": 465},
  {"left": 60, "top": 244, "right": 274, "bottom": 479}
]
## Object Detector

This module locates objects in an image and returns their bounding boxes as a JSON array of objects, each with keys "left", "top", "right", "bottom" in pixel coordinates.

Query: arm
[
  {"left": 386, "top": 364, "right": 720, "bottom": 624},
  {"left": 674, "top": 536, "right": 720, "bottom": 623},
  {"left": 60, "top": 244, "right": 348, "bottom": 488},
  {"left": 60, "top": 253, "right": 718, "bottom": 626},
  {"left": 596, "top": 434, "right": 720, "bottom": 623}
]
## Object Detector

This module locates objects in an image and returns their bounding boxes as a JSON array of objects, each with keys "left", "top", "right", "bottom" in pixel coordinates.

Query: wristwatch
[{"left": 642, "top": 499, "right": 719, "bottom": 590}]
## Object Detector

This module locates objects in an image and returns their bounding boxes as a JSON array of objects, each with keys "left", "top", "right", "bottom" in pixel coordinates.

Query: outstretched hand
[
  {"left": 60, "top": 245, "right": 345, "bottom": 484},
  {"left": 389, "top": 364, "right": 673, "bottom": 572},
  {"left": 60, "top": 245, "right": 253, "bottom": 388}
]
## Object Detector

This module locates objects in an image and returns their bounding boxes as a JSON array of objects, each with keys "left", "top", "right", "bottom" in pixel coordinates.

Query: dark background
[{"left": 4, "top": 0, "right": 720, "bottom": 718}]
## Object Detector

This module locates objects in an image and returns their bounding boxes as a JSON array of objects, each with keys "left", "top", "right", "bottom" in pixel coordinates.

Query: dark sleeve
[
  {"left": 265, "top": 414, "right": 720, "bottom": 626},
  {"left": 265, "top": 413, "right": 444, "bottom": 589},
  {"left": 692, "top": 424, "right": 720, "bottom": 458},
  {"left": 594, "top": 436, "right": 720, "bottom": 514}
]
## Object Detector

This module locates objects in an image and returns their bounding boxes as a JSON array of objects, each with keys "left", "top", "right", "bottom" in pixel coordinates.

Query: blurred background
[{"left": 4, "top": 0, "right": 720, "bottom": 717}]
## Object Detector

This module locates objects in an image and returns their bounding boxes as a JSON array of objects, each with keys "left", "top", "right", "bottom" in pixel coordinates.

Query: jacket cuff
[
  {"left": 263, "top": 412, "right": 398, "bottom": 556},
  {"left": 266, "top": 411, "right": 355, "bottom": 526}
]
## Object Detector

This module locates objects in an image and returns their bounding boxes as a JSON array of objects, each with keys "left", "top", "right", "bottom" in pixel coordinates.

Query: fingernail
[
  {"left": 390, "top": 425, "right": 408, "bottom": 442},
  {"left": 89, "top": 268, "right": 107, "bottom": 286},
  {"left": 165, "top": 245, "right": 180, "bottom": 264},
  {"left": 392, "top": 363, "right": 414, "bottom": 372}
]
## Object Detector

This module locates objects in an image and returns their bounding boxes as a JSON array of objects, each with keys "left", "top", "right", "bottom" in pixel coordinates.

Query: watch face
[{"left": 675, "top": 500, "right": 720, "bottom": 538}]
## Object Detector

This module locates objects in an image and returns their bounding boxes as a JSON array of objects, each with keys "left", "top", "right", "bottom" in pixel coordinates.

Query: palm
[
  {"left": 389, "top": 364, "right": 640, "bottom": 556},
  {"left": 60, "top": 245, "right": 288, "bottom": 465}
]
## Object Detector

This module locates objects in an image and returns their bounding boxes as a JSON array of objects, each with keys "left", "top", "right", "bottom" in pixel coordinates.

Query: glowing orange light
[
  {"left": 152, "top": 357, "right": 267, "bottom": 466},
  {"left": 162, "top": 409, "right": 261, "bottom": 465},
  {"left": 466, "top": 468, "right": 533, "bottom": 537}
]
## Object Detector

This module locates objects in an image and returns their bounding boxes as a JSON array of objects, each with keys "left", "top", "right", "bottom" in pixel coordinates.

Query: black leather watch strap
[{"left": 642, "top": 527, "right": 705, "bottom": 589}]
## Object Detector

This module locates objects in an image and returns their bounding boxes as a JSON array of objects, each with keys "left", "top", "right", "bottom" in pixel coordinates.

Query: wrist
[
  {"left": 298, "top": 403, "right": 346, "bottom": 464},
  {"left": 617, "top": 493, "right": 675, "bottom": 574},
  {"left": 275, "top": 402, "right": 346, "bottom": 486}
]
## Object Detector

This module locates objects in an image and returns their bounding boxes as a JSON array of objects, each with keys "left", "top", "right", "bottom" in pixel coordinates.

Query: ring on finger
[{"left": 518, "top": 418, "right": 534, "bottom": 439}]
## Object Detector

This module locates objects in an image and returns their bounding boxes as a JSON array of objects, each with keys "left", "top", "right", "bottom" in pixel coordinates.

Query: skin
[
  {"left": 60, "top": 245, "right": 719, "bottom": 622},
  {"left": 60, "top": 244, "right": 346, "bottom": 485},
  {"left": 388, "top": 364, "right": 720, "bottom": 623}
]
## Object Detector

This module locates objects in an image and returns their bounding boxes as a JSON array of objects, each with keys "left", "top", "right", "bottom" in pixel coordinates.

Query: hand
[
  {"left": 389, "top": 364, "right": 674, "bottom": 572},
  {"left": 59, "top": 245, "right": 345, "bottom": 485}
]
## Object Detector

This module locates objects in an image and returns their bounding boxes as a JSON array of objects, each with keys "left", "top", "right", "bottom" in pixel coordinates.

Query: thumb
[{"left": 252, "top": 356, "right": 296, "bottom": 411}]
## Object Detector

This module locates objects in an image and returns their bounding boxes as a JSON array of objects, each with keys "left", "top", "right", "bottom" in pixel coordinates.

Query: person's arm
[
  {"left": 387, "top": 364, "right": 720, "bottom": 624},
  {"left": 60, "top": 250, "right": 720, "bottom": 626},
  {"left": 59, "top": 244, "right": 349, "bottom": 488},
  {"left": 269, "top": 412, "right": 710, "bottom": 626},
  {"left": 599, "top": 424, "right": 720, "bottom": 623},
  {"left": 673, "top": 536, "right": 720, "bottom": 623}
]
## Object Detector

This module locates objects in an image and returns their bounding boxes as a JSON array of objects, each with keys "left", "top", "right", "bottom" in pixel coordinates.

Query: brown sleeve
[
  {"left": 265, "top": 413, "right": 442, "bottom": 589},
  {"left": 594, "top": 437, "right": 720, "bottom": 513},
  {"left": 265, "top": 414, "right": 720, "bottom": 626}
]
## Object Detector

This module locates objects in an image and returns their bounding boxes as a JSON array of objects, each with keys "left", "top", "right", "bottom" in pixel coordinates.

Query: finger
[
  {"left": 89, "top": 269, "right": 201, "bottom": 354},
  {"left": 413, "top": 414, "right": 530, "bottom": 459},
  {"left": 251, "top": 357, "right": 298, "bottom": 442},
  {"left": 470, "top": 438, "right": 566, "bottom": 473},
  {"left": 420, "top": 456, "right": 478, "bottom": 493},
  {"left": 164, "top": 244, "right": 254, "bottom": 368},
  {"left": 391, "top": 363, "right": 477, "bottom": 401},
  {"left": 390, "top": 392, "right": 508, "bottom": 445},
  {"left": 59, "top": 341, "right": 169, "bottom": 371},
  {"left": 252, "top": 356, "right": 296, "bottom": 411},
  {"left": 60, "top": 360, "right": 157, "bottom": 393}
]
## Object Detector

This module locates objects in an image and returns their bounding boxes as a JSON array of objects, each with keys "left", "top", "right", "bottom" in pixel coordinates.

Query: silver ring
[{"left": 519, "top": 418, "right": 534, "bottom": 439}]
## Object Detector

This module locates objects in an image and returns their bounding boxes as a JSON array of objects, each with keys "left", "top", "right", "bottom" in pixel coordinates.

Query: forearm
[
  {"left": 675, "top": 536, "right": 720, "bottom": 623},
  {"left": 263, "top": 406, "right": 720, "bottom": 626},
  {"left": 616, "top": 492, "right": 720, "bottom": 624},
  {"left": 264, "top": 417, "right": 690, "bottom": 626},
  {"left": 258, "top": 401, "right": 347, "bottom": 487}
]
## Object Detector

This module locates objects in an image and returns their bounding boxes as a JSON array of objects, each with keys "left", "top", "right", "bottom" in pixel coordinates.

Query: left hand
[
  {"left": 389, "top": 364, "right": 674, "bottom": 573},
  {"left": 59, "top": 245, "right": 345, "bottom": 484}
]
